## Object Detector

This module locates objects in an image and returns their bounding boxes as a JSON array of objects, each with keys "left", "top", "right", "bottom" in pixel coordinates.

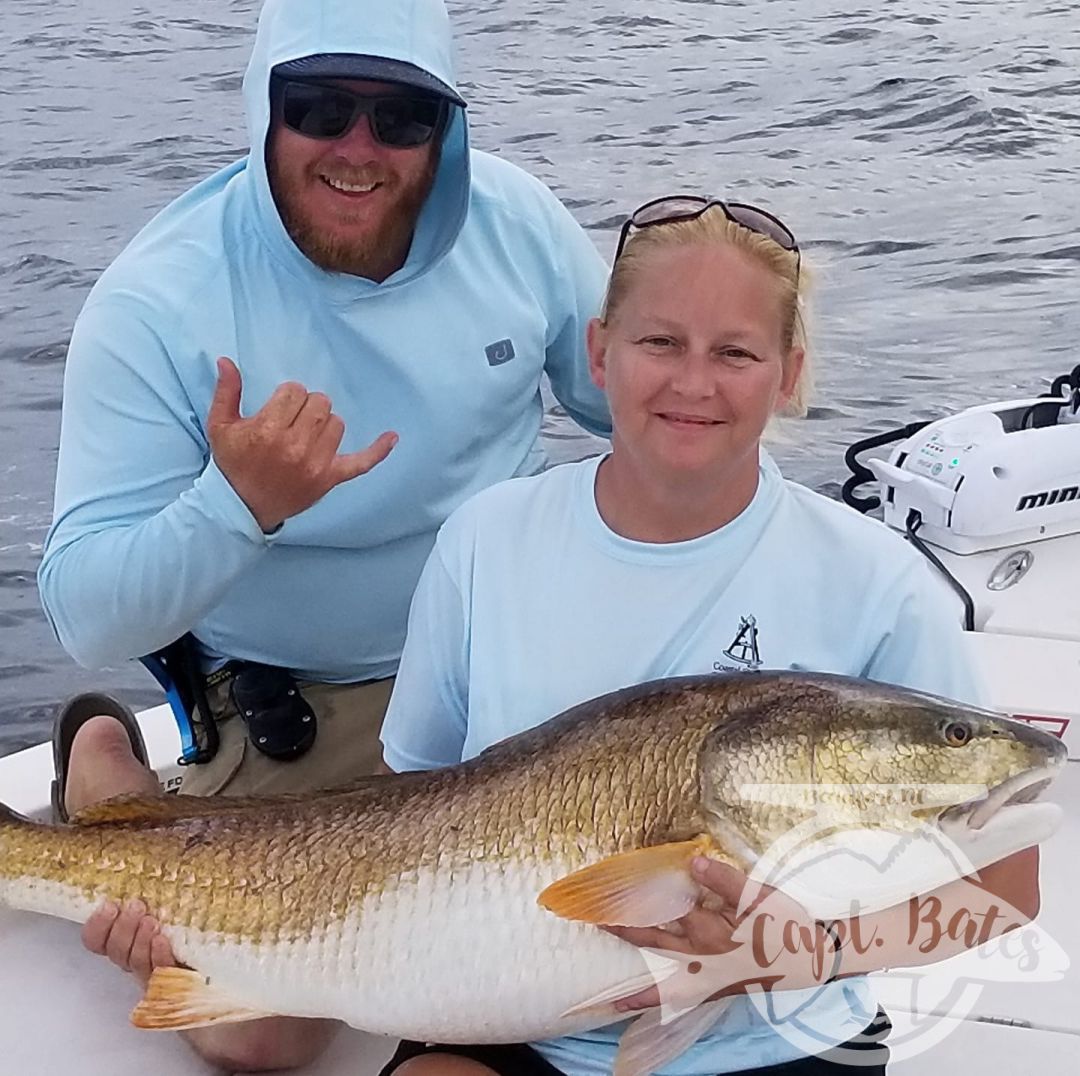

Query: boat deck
[{"left": 1, "top": 707, "right": 1076, "bottom": 1074}]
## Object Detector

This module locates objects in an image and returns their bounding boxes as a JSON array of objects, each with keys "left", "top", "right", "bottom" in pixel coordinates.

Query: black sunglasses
[
  {"left": 615, "top": 195, "right": 800, "bottom": 270},
  {"left": 278, "top": 79, "right": 447, "bottom": 148}
]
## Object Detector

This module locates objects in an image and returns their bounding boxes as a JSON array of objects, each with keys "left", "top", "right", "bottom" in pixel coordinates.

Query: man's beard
[{"left": 269, "top": 150, "right": 440, "bottom": 281}]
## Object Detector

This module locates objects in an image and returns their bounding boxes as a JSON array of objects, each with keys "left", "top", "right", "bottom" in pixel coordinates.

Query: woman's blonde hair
[{"left": 600, "top": 208, "right": 813, "bottom": 417}]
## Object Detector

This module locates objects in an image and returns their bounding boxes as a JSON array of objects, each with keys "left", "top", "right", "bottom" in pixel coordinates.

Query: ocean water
[{"left": 2, "top": 0, "right": 1079, "bottom": 750}]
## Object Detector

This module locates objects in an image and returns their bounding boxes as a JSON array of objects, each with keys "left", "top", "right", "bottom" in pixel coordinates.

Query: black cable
[
  {"left": 841, "top": 421, "right": 930, "bottom": 513},
  {"left": 1048, "top": 362, "right": 1080, "bottom": 401},
  {"left": 1020, "top": 400, "right": 1060, "bottom": 429},
  {"left": 1021, "top": 362, "right": 1080, "bottom": 428},
  {"left": 905, "top": 510, "right": 976, "bottom": 632}
]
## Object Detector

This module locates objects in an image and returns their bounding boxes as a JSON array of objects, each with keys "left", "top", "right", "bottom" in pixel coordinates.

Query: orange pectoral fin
[
  {"left": 538, "top": 837, "right": 716, "bottom": 927},
  {"left": 131, "top": 967, "right": 275, "bottom": 1030}
]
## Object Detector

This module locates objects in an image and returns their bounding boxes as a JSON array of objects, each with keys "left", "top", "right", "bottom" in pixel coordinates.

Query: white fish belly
[
  {"left": 0, "top": 875, "right": 102, "bottom": 924},
  {"left": 165, "top": 857, "right": 651, "bottom": 1043}
]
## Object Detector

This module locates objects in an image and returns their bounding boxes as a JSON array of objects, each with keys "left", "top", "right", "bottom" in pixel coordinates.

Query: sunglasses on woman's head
[
  {"left": 278, "top": 79, "right": 447, "bottom": 148},
  {"left": 614, "top": 195, "right": 799, "bottom": 270}
]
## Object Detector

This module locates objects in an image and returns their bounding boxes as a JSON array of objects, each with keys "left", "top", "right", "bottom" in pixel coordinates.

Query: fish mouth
[{"left": 939, "top": 762, "right": 1063, "bottom": 833}]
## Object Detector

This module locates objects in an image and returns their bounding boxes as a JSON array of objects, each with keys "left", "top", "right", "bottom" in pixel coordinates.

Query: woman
[{"left": 377, "top": 197, "right": 1039, "bottom": 1075}]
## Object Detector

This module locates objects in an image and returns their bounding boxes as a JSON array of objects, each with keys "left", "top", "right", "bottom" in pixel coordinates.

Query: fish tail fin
[
  {"left": 132, "top": 967, "right": 275, "bottom": 1030},
  {"left": 614, "top": 999, "right": 731, "bottom": 1076}
]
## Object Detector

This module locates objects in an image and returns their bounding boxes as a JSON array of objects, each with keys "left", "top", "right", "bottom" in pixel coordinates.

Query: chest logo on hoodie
[{"left": 485, "top": 339, "right": 516, "bottom": 366}]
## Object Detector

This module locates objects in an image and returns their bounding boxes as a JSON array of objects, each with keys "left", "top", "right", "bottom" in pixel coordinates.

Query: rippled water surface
[{"left": 3, "top": 0, "right": 1079, "bottom": 749}]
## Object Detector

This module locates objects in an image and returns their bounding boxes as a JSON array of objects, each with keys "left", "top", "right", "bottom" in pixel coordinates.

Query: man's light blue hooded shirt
[{"left": 38, "top": 0, "right": 611, "bottom": 679}]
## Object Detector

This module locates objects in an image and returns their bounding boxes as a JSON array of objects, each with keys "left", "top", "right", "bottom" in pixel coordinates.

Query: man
[{"left": 37, "top": 0, "right": 610, "bottom": 1067}]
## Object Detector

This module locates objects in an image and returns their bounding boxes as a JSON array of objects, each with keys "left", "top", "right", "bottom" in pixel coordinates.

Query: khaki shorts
[{"left": 177, "top": 676, "right": 395, "bottom": 798}]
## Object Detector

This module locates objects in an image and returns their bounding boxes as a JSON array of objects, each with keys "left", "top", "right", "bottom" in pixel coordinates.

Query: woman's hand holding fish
[
  {"left": 207, "top": 356, "right": 398, "bottom": 533},
  {"left": 604, "top": 856, "right": 837, "bottom": 1013},
  {"left": 81, "top": 900, "right": 177, "bottom": 986}
]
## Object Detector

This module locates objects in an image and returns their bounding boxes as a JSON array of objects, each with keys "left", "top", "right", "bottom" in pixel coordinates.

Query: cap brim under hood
[{"left": 272, "top": 53, "right": 467, "bottom": 108}]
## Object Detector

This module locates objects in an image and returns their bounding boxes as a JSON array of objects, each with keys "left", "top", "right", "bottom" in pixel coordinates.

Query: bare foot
[{"left": 64, "top": 715, "right": 160, "bottom": 815}]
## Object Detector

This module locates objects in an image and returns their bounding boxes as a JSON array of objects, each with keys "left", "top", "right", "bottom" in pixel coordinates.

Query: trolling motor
[
  {"left": 841, "top": 364, "right": 1080, "bottom": 629},
  {"left": 843, "top": 363, "right": 1080, "bottom": 539}
]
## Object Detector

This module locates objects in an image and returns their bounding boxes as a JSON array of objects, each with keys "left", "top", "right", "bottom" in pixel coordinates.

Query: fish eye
[{"left": 944, "top": 722, "right": 972, "bottom": 747}]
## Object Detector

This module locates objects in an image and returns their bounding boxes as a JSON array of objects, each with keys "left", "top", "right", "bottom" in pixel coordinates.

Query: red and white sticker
[{"left": 1010, "top": 714, "right": 1072, "bottom": 739}]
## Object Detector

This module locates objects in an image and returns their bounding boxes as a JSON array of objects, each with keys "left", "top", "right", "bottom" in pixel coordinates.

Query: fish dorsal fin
[
  {"left": 614, "top": 998, "right": 730, "bottom": 1076},
  {"left": 70, "top": 793, "right": 274, "bottom": 827},
  {"left": 131, "top": 967, "right": 275, "bottom": 1029},
  {"left": 538, "top": 837, "right": 719, "bottom": 927},
  {"left": 71, "top": 772, "right": 413, "bottom": 828}
]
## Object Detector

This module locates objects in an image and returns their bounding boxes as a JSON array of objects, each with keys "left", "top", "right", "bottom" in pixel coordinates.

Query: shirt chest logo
[
  {"left": 485, "top": 338, "right": 516, "bottom": 366},
  {"left": 714, "top": 614, "right": 762, "bottom": 672}
]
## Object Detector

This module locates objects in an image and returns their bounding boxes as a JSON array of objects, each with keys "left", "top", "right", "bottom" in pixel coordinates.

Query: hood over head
[{"left": 241, "top": 0, "right": 471, "bottom": 292}]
